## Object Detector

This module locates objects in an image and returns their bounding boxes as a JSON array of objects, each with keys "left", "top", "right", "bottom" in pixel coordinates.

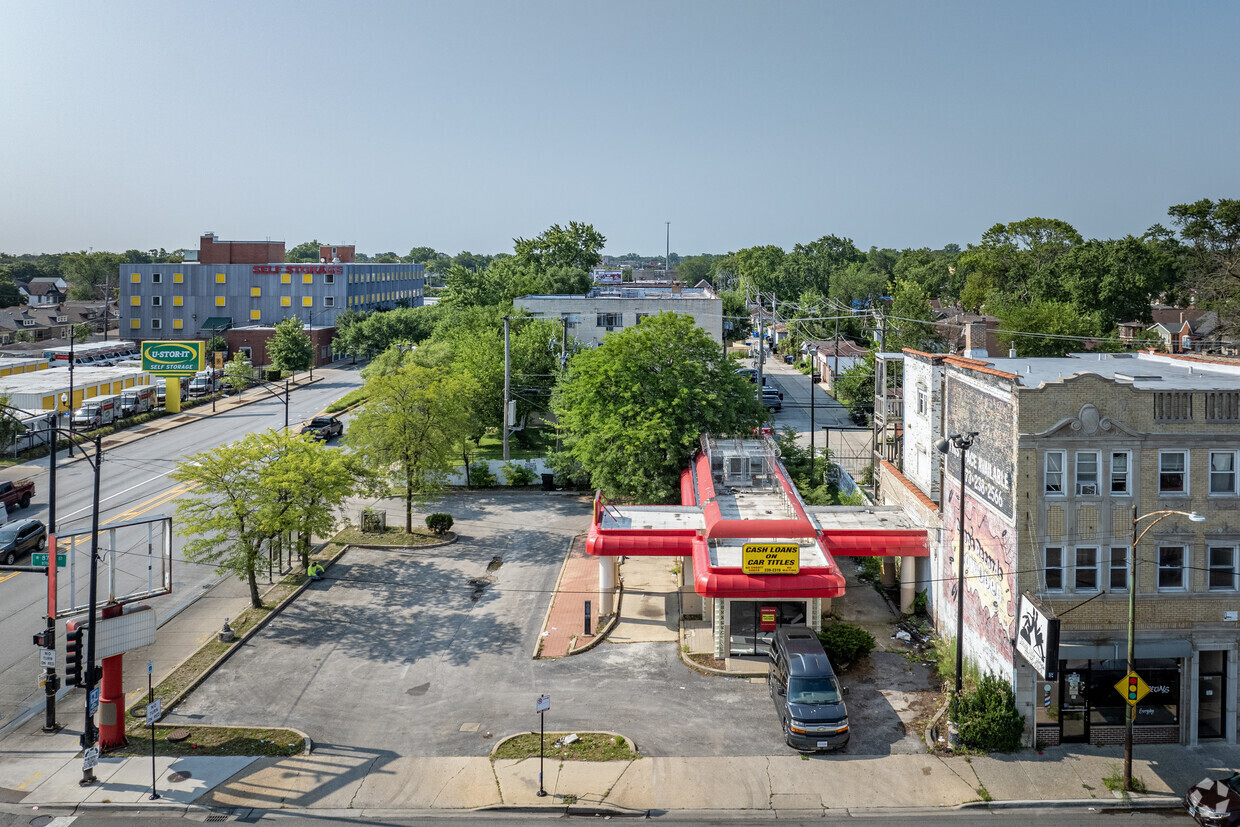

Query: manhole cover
[
  {"left": 166, "top": 728, "right": 191, "bottom": 742},
  {"left": 167, "top": 770, "right": 193, "bottom": 783},
  {"left": 31, "top": 816, "right": 54, "bottom": 827}
]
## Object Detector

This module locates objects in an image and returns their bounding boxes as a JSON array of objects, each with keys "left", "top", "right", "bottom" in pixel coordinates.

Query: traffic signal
[
  {"left": 65, "top": 621, "right": 86, "bottom": 687},
  {"left": 1127, "top": 675, "right": 1139, "bottom": 703},
  {"left": 33, "top": 629, "right": 54, "bottom": 649}
]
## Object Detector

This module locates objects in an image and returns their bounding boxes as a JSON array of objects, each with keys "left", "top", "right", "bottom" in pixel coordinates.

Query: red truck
[{"left": 0, "top": 479, "right": 34, "bottom": 510}]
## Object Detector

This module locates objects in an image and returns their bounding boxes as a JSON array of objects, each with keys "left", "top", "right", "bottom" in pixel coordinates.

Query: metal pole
[
  {"left": 308, "top": 313, "right": 314, "bottom": 381},
  {"left": 43, "top": 614, "right": 58, "bottom": 732},
  {"left": 284, "top": 380, "right": 289, "bottom": 430},
  {"left": 809, "top": 366, "right": 816, "bottom": 479},
  {"left": 537, "top": 709, "right": 546, "bottom": 797},
  {"left": 953, "top": 439, "right": 966, "bottom": 731},
  {"left": 1124, "top": 503, "right": 1137, "bottom": 790},
  {"left": 148, "top": 667, "right": 159, "bottom": 800},
  {"left": 502, "top": 316, "right": 510, "bottom": 462},
  {"left": 67, "top": 334, "right": 75, "bottom": 456},
  {"left": 833, "top": 316, "right": 840, "bottom": 388},
  {"left": 81, "top": 435, "right": 102, "bottom": 785},
  {"left": 45, "top": 423, "right": 59, "bottom": 732}
]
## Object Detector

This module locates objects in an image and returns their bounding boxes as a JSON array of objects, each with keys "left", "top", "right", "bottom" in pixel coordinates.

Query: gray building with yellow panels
[{"left": 118, "top": 261, "right": 424, "bottom": 340}]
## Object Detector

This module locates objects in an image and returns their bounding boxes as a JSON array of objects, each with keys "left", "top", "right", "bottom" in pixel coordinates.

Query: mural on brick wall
[
  {"left": 943, "top": 373, "right": 1015, "bottom": 519},
  {"left": 941, "top": 486, "right": 1018, "bottom": 680}
]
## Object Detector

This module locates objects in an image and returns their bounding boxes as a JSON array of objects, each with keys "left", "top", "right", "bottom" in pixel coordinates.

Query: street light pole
[
  {"left": 80, "top": 434, "right": 103, "bottom": 785},
  {"left": 1124, "top": 506, "right": 1205, "bottom": 790},
  {"left": 936, "top": 431, "right": 978, "bottom": 735}
]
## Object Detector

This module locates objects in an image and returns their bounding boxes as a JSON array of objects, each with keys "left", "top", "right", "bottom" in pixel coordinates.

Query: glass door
[
  {"left": 1198, "top": 651, "right": 1227, "bottom": 741},
  {"left": 1060, "top": 665, "right": 1089, "bottom": 742}
]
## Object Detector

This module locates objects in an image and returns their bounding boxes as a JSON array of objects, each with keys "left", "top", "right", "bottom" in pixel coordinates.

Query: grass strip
[
  {"left": 492, "top": 732, "right": 637, "bottom": 762},
  {"left": 114, "top": 724, "right": 304, "bottom": 758},
  {"left": 331, "top": 526, "right": 446, "bottom": 546}
]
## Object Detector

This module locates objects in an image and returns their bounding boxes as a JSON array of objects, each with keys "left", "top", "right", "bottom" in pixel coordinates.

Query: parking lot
[{"left": 164, "top": 490, "right": 936, "bottom": 758}]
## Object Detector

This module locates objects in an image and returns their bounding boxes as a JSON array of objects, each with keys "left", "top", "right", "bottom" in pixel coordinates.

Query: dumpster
[{"left": 541, "top": 473, "right": 556, "bottom": 491}]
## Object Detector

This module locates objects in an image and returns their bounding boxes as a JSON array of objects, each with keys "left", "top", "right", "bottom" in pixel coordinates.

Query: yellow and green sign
[
  {"left": 141, "top": 341, "right": 204, "bottom": 376},
  {"left": 1114, "top": 671, "right": 1151, "bottom": 707},
  {"left": 742, "top": 543, "right": 801, "bottom": 574}
]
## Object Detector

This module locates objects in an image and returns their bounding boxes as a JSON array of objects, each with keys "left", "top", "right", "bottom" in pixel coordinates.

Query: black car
[
  {"left": 300, "top": 416, "right": 344, "bottom": 441},
  {"left": 0, "top": 518, "right": 47, "bottom": 565},
  {"left": 1186, "top": 773, "right": 1240, "bottom": 825}
]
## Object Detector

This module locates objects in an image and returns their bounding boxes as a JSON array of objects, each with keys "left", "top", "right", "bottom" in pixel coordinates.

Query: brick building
[{"left": 880, "top": 348, "right": 1240, "bottom": 748}]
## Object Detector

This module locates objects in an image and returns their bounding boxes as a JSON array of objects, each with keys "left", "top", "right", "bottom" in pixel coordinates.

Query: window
[
  {"left": 130, "top": 296, "right": 141, "bottom": 306},
  {"left": 1210, "top": 451, "right": 1237, "bottom": 495},
  {"left": 250, "top": 310, "right": 261, "bottom": 321},
  {"left": 597, "top": 312, "right": 622, "bottom": 328},
  {"left": 1159, "top": 451, "right": 1188, "bottom": 494},
  {"left": 1157, "top": 546, "right": 1186, "bottom": 590},
  {"left": 303, "top": 273, "right": 313, "bottom": 284},
  {"left": 130, "top": 273, "right": 141, "bottom": 283},
  {"left": 1208, "top": 546, "right": 1238, "bottom": 591},
  {"left": 172, "top": 319, "right": 183, "bottom": 330},
  {"left": 215, "top": 273, "right": 226, "bottom": 283},
  {"left": 916, "top": 387, "right": 928, "bottom": 416},
  {"left": 215, "top": 296, "right": 226, "bottom": 307},
  {"left": 21, "top": 319, "right": 34, "bottom": 327},
  {"left": 1109, "top": 546, "right": 1129, "bottom": 590},
  {"left": 1110, "top": 451, "right": 1130, "bottom": 495},
  {"left": 1074, "top": 547, "right": 1100, "bottom": 591},
  {"left": 130, "top": 319, "right": 140, "bottom": 329},
  {"left": 281, "top": 273, "right": 291, "bottom": 284},
  {"left": 173, "top": 296, "right": 183, "bottom": 307},
  {"left": 324, "top": 296, "right": 335, "bottom": 307},
  {"left": 302, "top": 296, "right": 313, "bottom": 307},
  {"left": 1044, "top": 547, "right": 1064, "bottom": 591},
  {"left": 152, "top": 273, "right": 162, "bottom": 284},
  {"left": 173, "top": 273, "right": 183, "bottom": 283},
  {"left": 1044, "top": 451, "right": 1065, "bottom": 495},
  {"left": 1075, "top": 451, "right": 1100, "bottom": 496},
  {"left": 150, "top": 318, "right": 162, "bottom": 330},
  {"left": 251, "top": 287, "right": 261, "bottom": 297},
  {"left": 281, "top": 296, "right": 291, "bottom": 307},
  {"left": 150, "top": 296, "right": 162, "bottom": 307},
  {"left": 324, "top": 273, "right": 334, "bottom": 284}
]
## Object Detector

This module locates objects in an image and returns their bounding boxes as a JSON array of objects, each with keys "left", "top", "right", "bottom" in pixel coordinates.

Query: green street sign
[
  {"left": 32, "top": 553, "right": 67, "bottom": 567},
  {"left": 141, "top": 341, "right": 205, "bottom": 376}
]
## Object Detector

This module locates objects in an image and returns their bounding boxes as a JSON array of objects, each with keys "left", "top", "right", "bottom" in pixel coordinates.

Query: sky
[{"left": 2, "top": 1, "right": 1238, "bottom": 259}]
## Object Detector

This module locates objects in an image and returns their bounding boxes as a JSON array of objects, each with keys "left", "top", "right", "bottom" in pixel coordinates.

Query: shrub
[
  {"left": 467, "top": 461, "right": 496, "bottom": 488},
  {"left": 911, "top": 589, "right": 929, "bottom": 617},
  {"left": 502, "top": 461, "right": 537, "bottom": 486},
  {"left": 856, "top": 557, "right": 882, "bottom": 584},
  {"left": 816, "top": 622, "right": 875, "bottom": 669},
  {"left": 425, "top": 513, "right": 454, "bottom": 535},
  {"left": 957, "top": 673, "right": 1025, "bottom": 752}
]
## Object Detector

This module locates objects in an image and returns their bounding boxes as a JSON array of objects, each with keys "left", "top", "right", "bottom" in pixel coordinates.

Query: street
[
  {"left": 753, "top": 357, "right": 872, "bottom": 473},
  {"left": 0, "top": 364, "right": 366, "bottom": 733}
]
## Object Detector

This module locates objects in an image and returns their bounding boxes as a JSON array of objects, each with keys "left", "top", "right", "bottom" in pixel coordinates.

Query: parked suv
[
  {"left": 761, "top": 387, "right": 783, "bottom": 411},
  {"left": 768, "top": 625, "right": 849, "bottom": 752}
]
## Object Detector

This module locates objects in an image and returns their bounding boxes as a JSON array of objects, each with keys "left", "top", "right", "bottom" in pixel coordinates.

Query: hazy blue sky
[{"left": 2, "top": 1, "right": 1237, "bottom": 258}]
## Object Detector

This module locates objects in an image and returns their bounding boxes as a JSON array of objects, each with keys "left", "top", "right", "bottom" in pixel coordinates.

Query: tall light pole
[
  {"left": 1124, "top": 507, "right": 1204, "bottom": 790},
  {"left": 936, "top": 431, "right": 978, "bottom": 734}
]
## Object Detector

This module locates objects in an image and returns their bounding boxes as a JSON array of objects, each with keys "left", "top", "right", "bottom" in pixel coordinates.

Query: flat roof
[
  {"left": 807, "top": 505, "right": 923, "bottom": 532},
  {"left": 0, "top": 366, "right": 147, "bottom": 394},
  {"left": 599, "top": 505, "right": 704, "bottom": 531},
  {"left": 970, "top": 351, "right": 1240, "bottom": 390}
]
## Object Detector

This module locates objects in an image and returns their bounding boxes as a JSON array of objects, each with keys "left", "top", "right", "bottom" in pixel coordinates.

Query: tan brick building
[{"left": 882, "top": 349, "right": 1240, "bottom": 748}]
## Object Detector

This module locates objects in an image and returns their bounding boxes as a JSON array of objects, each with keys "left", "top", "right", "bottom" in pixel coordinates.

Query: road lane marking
[
  {"left": 15, "top": 770, "right": 41, "bottom": 789},
  {"left": 56, "top": 468, "right": 181, "bottom": 523}
]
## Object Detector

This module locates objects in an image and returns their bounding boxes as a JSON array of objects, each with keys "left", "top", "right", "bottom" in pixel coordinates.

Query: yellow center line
[{"left": 103, "top": 481, "right": 199, "bottom": 526}]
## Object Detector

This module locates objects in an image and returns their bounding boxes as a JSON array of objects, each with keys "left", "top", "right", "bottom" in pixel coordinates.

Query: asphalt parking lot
[{"left": 164, "top": 490, "right": 933, "bottom": 758}]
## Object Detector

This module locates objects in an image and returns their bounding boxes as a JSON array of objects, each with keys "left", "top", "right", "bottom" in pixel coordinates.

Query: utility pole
[
  {"left": 665, "top": 222, "right": 670, "bottom": 278},
  {"left": 502, "top": 316, "right": 511, "bottom": 461},
  {"left": 80, "top": 435, "right": 103, "bottom": 785},
  {"left": 756, "top": 294, "right": 765, "bottom": 396},
  {"left": 833, "top": 316, "right": 840, "bottom": 388}
]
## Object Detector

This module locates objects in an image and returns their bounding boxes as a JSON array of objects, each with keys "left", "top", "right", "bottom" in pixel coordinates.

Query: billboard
[
  {"left": 943, "top": 373, "right": 1015, "bottom": 519},
  {"left": 142, "top": 341, "right": 204, "bottom": 376},
  {"left": 592, "top": 269, "right": 623, "bottom": 285}
]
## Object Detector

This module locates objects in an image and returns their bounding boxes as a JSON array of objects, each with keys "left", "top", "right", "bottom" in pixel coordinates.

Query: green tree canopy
[
  {"left": 513, "top": 221, "right": 606, "bottom": 272},
  {"left": 552, "top": 312, "right": 765, "bottom": 502},
  {"left": 285, "top": 241, "right": 322, "bottom": 262},
  {"left": 267, "top": 317, "right": 312, "bottom": 374}
]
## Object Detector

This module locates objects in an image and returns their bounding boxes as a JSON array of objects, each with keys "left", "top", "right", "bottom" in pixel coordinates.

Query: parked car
[
  {"left": 0, "top": 479, "right": 35, "bottom": 510},
  {"left": 0, "top": 518, "right": 47, "bottom": 565},
  {"left": 769, "top": 625, "right": 849, "bottom": 753},
  {"left": 762, "top": 388, "right": 783, "bottom": 411},
  {"left": 300, "top": 416, "right": 344, "bottom": 441},
  {"left": 1186, "top": 773, "right": 1240, "bottom": 826}
]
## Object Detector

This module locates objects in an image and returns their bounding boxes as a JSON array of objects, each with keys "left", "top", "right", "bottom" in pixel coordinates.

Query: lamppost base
[
  {"left": 42, "top": 723, "right": 62, "bottom": 734},
  {"left": 536, "top": 790, "right": 548, "bottom": 797}
]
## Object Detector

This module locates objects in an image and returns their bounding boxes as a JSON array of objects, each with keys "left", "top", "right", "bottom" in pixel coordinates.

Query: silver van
[{"left": 768, "top": 626, "right": 849, "bottom": 752}]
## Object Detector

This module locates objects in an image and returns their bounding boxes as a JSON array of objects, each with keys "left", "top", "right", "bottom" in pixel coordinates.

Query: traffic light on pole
[
  {"left": 65, "top": 621, "right": 86, "bottom": 687},
  {"left": 1127, "top": 675, "right": 1139, "bottom": 703}
]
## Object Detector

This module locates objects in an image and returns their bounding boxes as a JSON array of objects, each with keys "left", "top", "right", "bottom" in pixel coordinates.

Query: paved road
[{"left": 0, "top": 364, "right": 365, "bottom": 732}]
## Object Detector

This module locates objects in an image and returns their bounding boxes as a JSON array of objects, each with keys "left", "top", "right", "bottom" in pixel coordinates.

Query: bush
[
  {"left": 957, "top": 674, "right": 1025, "bottom": 752},
  {"left": 816, "top": 622, "right": 875, "bottom": 669},
  {"left": 502, "top": 461, "right": 537, "bottom": 486},
  {"left": 425, "top": 513, "right": 454, "bottom": 535},
  {"left": 467, "top": 461, "right": 496, "bottom": 488},
  {"left": 911, "top": 589, "right": 929, "bottom": 617}
]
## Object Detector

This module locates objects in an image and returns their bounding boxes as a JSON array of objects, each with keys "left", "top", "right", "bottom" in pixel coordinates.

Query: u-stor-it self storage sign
[{"left": 141, "top": 341, "right": 204, "bottom": 376}]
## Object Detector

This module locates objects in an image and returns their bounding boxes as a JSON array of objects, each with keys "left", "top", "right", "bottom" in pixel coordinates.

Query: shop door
[
  {"left": 1060, "top": 666, "right": 1089, "bottom": 743},
  {"left": 1198, "top": 651, "right": 1227, "bottom": 741},
  {"left": 729, "top": 601, "right": 808, "bottom": 657}
]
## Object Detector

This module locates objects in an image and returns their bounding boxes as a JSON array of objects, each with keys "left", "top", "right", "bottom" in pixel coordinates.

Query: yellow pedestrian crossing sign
[{"left": 1114, "top": 671, "right": 1150, "bottom": 706}]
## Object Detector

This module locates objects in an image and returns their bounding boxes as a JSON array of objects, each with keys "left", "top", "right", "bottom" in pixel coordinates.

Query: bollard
[{"left": 584, "top": 600, "right": 592, "bottom": 636}]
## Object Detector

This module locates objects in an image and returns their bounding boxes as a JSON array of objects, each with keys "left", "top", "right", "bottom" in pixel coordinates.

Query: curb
[
  {"left": 489, "top": 729, "right": 637, "bottom": 758},
  {"left": 533, "top": 533, "right": 583, "bottom": 659},
  {"left": 153, "top": 543, "right": 352, "bottom": 730},
  {"left": 957, "top": 795, "right": 1183, "bottom": 811},
  {"left": 566, "top": 577, "right": 623, "bottom": 656}
]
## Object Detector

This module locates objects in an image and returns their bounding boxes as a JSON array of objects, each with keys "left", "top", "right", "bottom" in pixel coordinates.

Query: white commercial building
[{"left": 515, "top": 285, "right": 723, "bottom": 348}]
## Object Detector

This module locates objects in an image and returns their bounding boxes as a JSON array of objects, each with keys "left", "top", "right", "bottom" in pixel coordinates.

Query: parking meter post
[{"left": 584, "top": 600, "right": 591, "bottom": 636}]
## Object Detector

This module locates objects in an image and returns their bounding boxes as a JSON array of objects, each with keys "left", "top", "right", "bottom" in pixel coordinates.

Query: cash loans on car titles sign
[{"left": 141, "top": 341, "right": 204, "bottom": 413}]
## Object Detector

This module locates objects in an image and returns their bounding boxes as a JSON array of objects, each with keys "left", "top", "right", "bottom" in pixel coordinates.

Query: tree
[
  {"left": 346, "top": 363, "right": 476, "bottom": 532},
  {"left": 552, "top": 312, "right": 765, "bottom": 502},
  {"left": 224, "top": 351, "right": 255, "bottom": 391},
  {"left": 266, "top": 317, "right": 312, "bottom": 374},
  {"left": 61, "top": 251, "right": 124, "bottom": 300},
  {"left": 205, "top": 334, "right": 228, "bottom": 358},
  {"left": 1168, "top": 198, "right": 1240, "bottom": 332},
  {"left": 285, "top": 241, "right": 322, "bottom": 262},
  {"left": 173, "top": 430, "right": 340, "bottom": 608},
  {"left": 988, "top": 295, "right": 1102, "bottom": 357},
  {"left": 513, "top": 221, "right": 606, "bottom": 271},
  {"left": 886, "top": 279, "right": 941, "bottom": 352},
  {"left": 407, "top": 246, "right": 451, "bottom": 274}
]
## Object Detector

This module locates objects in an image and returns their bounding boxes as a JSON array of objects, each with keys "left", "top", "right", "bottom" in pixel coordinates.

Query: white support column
[
  {"left": 599, "top": 557, "right": 616, "bottom": 616},
  {"left": 714, "top": 598, "right": 728, "bottom": 660},
  {"left": 881, "top": 556, "right": 897, "bottom": 590},
  {"left": 808, "top": 598, "right": 822, "bottom": 632},
  {"left": 900, "top": 555, "right": 918, "bottom": 614}
]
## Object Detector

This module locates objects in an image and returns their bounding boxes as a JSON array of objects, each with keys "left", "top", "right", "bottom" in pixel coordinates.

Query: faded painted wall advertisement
[
  {"left": 943, "top": 375, "right": 1015, "bottom": 519},
  {"left": 941, "top": 482, "right": 1018, "bottom": 680}
]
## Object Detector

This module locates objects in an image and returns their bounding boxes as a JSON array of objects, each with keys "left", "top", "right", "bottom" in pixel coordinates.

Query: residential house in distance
[
  {"left": 805, "top": 339, "right": 868, "bottom": 390},
  {"left": 515, "top": 284, "right": 722, "bottom": 348},
  {"left": 879, "top": 344, "right": 1240, "bottom": 748},
  {"left": 0, "top": 305, "right": 75, "bottom": 344},
  {"left": 18, "top": 277, "right": 68, "bottom": 307},
  {"left": 1118, "top": 306, "right": 1220, "bottom": 353}
]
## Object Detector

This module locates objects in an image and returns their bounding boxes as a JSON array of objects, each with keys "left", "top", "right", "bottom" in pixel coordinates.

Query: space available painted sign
[
  {"left": 141, "top": 341, "right": 204, "bottom": 376},
  {"left": 1016, "top": 593, "right": 1059, "bottom": 678},
  {"left": 944, "top": 373, "right": 1016, "bottom": 518}
]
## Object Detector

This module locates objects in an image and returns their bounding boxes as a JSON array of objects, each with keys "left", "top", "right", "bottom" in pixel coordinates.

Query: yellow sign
[
  {"left": 1113, "top": 671, "right": 1151, "bottom": 707},
  {"left": 214, "top": 350, "right": 224, "bottom": 370},
  {"left": 742, "top": 543, "right": 801, "bottom": 574}
]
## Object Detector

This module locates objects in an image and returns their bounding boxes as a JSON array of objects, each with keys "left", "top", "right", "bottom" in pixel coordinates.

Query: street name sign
[{"left": 32, "top": 553, "right": 66, "bottom": 568}]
